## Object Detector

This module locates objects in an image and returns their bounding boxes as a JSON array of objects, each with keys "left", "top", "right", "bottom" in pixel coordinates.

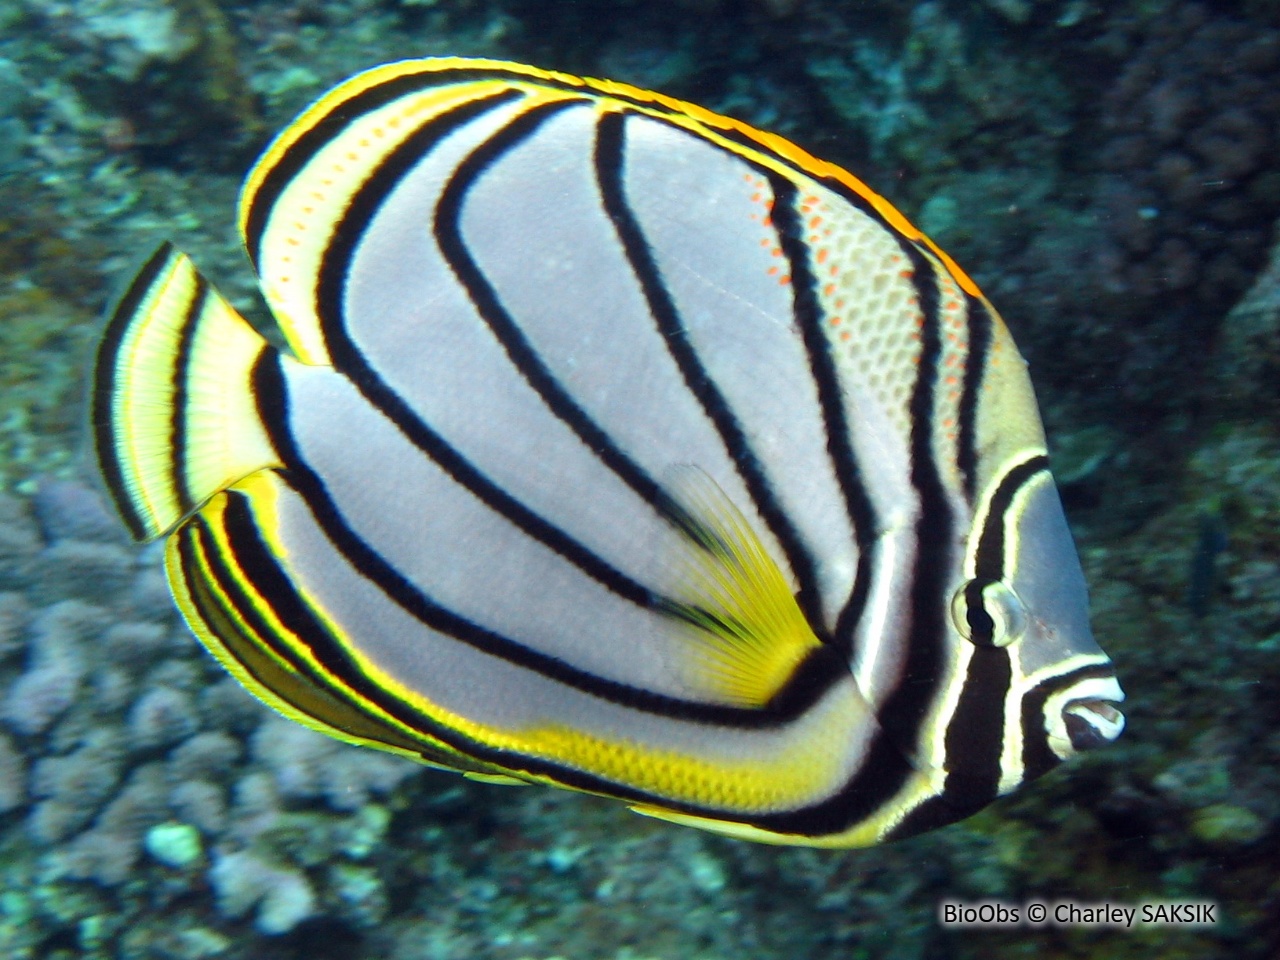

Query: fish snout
[{"left": 1062, "top": 696, "right": 1125, "bottom": 751}]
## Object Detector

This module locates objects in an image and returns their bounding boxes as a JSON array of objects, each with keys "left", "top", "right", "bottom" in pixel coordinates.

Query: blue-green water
[{"left": 0, "top": 1, "right": 1277, "bottom": 957}]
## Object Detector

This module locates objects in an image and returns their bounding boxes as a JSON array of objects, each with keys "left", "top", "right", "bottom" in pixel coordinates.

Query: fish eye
[{"left": 950, "top": 579, "right": 1028, "bottom": 648}]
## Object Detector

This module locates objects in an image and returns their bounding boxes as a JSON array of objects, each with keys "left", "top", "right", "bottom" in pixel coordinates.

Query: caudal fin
[{"left": 93, "top": 243, "right": 280, "bottom": 541}]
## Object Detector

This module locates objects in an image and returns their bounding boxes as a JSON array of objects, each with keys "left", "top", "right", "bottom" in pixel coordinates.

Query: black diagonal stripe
[
  {"left": 93, "top": 242, "right": 178, "bottom": 541},
  {"left": 217, "top": 478, "right": 910, "bottom": 837},
  {"left": 194, "top": 493, "right": 516, "bottom": 773},
  {"left": 893, "top": 457, "right": 1052, "bottom": 831},
  {"left": 434, "top": 102, "right": 691, "bottom": 526},
  {"left": 974, "top": 455, "right": 1050, "bottom": 583},
  {"left": 1020, "top": 662, "right": 1118, "bottom": 781},
  {"left": 938, "top": 645, "right": 1012, "bottom": 815},
  {"left": 255, "top": 348, "right": 844, "bottom": 727},
  {"left": 871, "top": 241, "right": 955, "bottom": 760},
  {"left": 170, "top": 275, "right": 210, "bottom": 515},
  {"left": 766, "top": 171, "right": 877, "bottom": 656},
  {"left": 961, "top": 456, "right": 1050, "bottom": 646},
  {"left": 957, "top": 294, "right": 993, "bottom": 503},
  {"left": 592, "top": 111, "right": 832, "bottom": 636},
  {"left": 278, "top": 449, "right": 846, "bottom": 728},
  {"left": 216, "top": 474, "right": 921, "bottom": 841},
  {"left": 247, "top": 72, "right": 517, "bottom": 266},
  {"left": 178, "top": 515, "right": 386, "bottom": 747},
  {"left": 202, "top": 463, "right": 920, "bottom": 839},
  {"left": 216, "top": 477, "right": 887, "bottom": 829},
  {"left": 299, "top": 95, "right": 667, "bottom": 611}
]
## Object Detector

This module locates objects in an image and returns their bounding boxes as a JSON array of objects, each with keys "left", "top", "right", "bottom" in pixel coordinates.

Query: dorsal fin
[{"left": 93, "top": 244, "right": 280, "bottom": 541}]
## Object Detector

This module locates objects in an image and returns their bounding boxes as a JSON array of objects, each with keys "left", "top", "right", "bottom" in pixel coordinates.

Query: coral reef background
[{"left": 0, "top": 0, "right": 1278, "bottom": 958}]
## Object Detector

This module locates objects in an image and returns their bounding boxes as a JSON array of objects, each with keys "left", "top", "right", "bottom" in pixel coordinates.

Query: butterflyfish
[{"left": 92, "top": 58, "right": 1124, "bottom": 847}]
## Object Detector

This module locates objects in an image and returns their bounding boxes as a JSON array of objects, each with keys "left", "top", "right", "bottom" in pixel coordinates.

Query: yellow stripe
[
  {"left": 239, "top": 56, "right": 987, "bottom": 360},
  {"left": 204, "top": 470, "right": 867, "bottom": 819},
  {"left": 632, "top": 763, "right": 942, "bottom": 848},
  {"left": 112, "top": 251, "right": 196, "bottom": 539},
  {"left": 168, "top": 476, "right": 488, "bottom": 774},
  {"left": 243, "top": 75, "right": 567, "bottom": 364}
]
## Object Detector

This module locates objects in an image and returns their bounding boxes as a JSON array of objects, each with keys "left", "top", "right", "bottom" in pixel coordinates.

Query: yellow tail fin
[{"left": 93, "top": 243, "right": 280, "bottom": 541}]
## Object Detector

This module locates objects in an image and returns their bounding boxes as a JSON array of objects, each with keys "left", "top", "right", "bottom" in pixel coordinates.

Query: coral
[
  {"left": 27, "top": 728, "right": 125, "bottom": 842},
  {"left": 0, "top": 600, "right": 96, "bottom": 736},
  {"left": 53, "top": 761, "right": 172, "bottom": 885},
  {"left": 0, "top": 732, "right": 27, "bottom": 813},
  {"left": 0, "top": 493, "right": 41, "bottom": 590},
  {"left": 28, "top": 540, "right": 136, "bottom": 607},
  {"left": 167, "top": 779, "right": 227, "bottom": 835},
  {"left": 167, "top": 730, "right": 243, "bottom": 783},
  {"left": 0, "top": 591, "right": 30, "bottom": 662},
  {"left": 1010, "top": 5, "right": 1280, "bottom": 430},
  {"left": 127, "top": 685, "right": 200, "bottom": 751},
  {"left": 144, "top": 821, "right": 204, "bottom": 869},
  {"left": 29, "top": 478, "right": 122, "bottom": 545},
  {"left": 209, "top": 850, "right": 316, "bottom": 936},
  {"left": 251, "top": 714, "right": 418, "bottom": 813},
  {"left": 1095, "top": 8, "right": 1280, "bottom": 314}
]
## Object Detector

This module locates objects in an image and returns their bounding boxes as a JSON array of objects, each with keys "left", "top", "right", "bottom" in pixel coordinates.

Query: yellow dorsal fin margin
[{"left": 662, "top": 468, "right": 824, "bottom": 708}]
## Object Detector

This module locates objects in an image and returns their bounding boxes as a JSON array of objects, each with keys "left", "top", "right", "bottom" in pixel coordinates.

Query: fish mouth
[
  {"left": 1062, "top": 697, "right": 1126, "bottom": 751},
  {"left": 1044, "top": 673, "right": 1125, "bottom": 759}
]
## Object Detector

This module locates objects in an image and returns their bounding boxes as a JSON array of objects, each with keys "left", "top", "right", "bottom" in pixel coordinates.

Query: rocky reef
[{"left": 0, "top": 0, "right": 1277, "bottom": 958}]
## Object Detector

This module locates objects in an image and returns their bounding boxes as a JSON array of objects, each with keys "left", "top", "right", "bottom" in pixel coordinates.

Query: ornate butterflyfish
[{"left": 92, "top": 57, "right": 1124, "bottom": 847}]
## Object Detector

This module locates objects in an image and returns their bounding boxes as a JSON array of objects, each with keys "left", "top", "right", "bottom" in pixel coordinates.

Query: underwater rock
[
  {"left": 1214, "top": 221, "right": 1280, "bottom": 419},
  {"left": 27, "top": 0, "right": 261, "bottom": 164}
]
